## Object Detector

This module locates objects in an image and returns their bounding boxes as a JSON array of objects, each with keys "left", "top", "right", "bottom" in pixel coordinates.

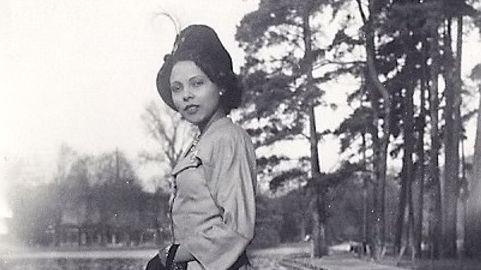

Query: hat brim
[{"left": 156, "top": 58, "right": 177, "bottom": 111}]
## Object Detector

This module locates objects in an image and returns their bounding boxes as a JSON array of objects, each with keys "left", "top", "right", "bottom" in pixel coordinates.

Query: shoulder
[
  {"left": 214, "top": 120, "right": 250, "bottom": 143},
  {"left": 197, "top": 118, "right": 254, "bottom": 162},
  {"left": 204, "top": 117, "right": 252, "bottom": 147}
]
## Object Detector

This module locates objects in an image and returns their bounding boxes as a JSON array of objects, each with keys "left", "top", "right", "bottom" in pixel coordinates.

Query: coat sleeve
[{"left": 181, "top": 133, "right": 256, "bottom": 270}]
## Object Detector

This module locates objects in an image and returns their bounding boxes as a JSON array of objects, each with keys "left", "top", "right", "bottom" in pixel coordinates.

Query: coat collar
[{"left": 171, "top": 116, "right": 232, "bottom": 176}]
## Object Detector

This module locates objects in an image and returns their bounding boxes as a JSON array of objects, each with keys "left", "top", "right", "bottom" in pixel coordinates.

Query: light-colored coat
[{"left": 170, "top": 117, "right": 257, "bottom": 270}]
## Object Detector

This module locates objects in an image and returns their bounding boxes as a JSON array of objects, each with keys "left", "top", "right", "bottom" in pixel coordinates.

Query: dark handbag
[
  {"left": 228, "top": 252, "right": 250, "bottom": 270},
  {"left": 170, "top": 262, "right": 187, "bottom": 270},
  {"left": 166, "top": 244, "right": 187, "bottom": 270},
  {"left": 145, "top": 244, "right": 187, "bottom": 270},
  {"left": 145, "top": 254, "right": 167, "bottom": 270}
]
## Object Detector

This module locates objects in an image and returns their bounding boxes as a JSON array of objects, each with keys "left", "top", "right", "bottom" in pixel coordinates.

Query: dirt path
[{"left": 293, "top": 253, "right": 409, "bottom": 270}]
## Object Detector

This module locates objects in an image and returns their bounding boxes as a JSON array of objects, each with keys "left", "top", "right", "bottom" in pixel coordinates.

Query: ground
[{"left": 1, "top": 242, "right": 480, "bottom": 270}]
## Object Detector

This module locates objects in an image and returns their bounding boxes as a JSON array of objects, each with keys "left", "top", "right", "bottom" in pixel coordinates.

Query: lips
[{"left": 184, "top": 104, "right": 199, "bottom": 114}]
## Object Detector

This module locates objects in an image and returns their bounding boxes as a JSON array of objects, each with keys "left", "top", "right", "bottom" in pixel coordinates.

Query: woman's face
[{"left": 170, "top": 60, "right": 222, "bottom": 128}]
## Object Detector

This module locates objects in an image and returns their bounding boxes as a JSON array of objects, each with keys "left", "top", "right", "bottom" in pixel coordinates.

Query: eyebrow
[
  {"left": 188, "top": 75, "right": 205, "bottom": 82},
  {"left": 171, "top": 74, "right": 205, "bottom": 84}
]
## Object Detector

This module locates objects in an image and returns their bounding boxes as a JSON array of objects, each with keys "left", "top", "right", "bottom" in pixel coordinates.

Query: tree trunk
[
  {"left": 362, "top": 175, "right": 369, "bottom": 255},
  {"left": 454, "top": 15, "right": 464, "bottom": 257},
  {"left": 396, "top": 157, "right": 410, "bottom": 258},
  {"left": 363, "top": 3, "right": 390, "bottom": 260},
  {"left": 302, "top": 3, "right": 327, "bottom": 257},
  {"left": 78, "top": 227, "right": 82, "bottom": 246},
  {"left": 368, "top": 91, "right": 389, "bottom": 259},
  {"left": 355, "top": 0, "right": 397, "bottom": 259},
  {"left": 442, "top": 18, "right": 460, "bottom": 258},
  {"left": 465, "top": 85, "right": 481, "bottom": 257},
  {"left": 300, "top": 218, "right": 307, "bottom": 241},
  {"left": 354, "top": 0, "right": 389, "bottom": 258},
  {"left": 362, "top": 133, "right": 369, "bottom": 256},
  {"left": 309, "top": 105, "right": 327, "bottom": 257},
  {"left": 403, "top": 72, "right": 417, "bottom": 257},
  {"left": 408, "top": 170, "right": 416, "bottom": 259},
  {"left": 428, "top": 21, "right": 442, "bottom": 259},
  {"left": 395, "top": 164, "right": 408, "bottom": 253},
  {"left": 415, "top": 69, "right": 427, "bottom": 257}
]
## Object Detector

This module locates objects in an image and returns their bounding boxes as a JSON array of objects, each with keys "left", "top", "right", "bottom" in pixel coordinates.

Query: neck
[{"left": 198, "top": 108, "right": 225, "bottom": 134}]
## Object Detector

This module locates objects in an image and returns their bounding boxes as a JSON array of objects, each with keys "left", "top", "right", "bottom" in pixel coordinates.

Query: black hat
[{"left": 156, "top": 24, "right": 240, "bottom": 111}]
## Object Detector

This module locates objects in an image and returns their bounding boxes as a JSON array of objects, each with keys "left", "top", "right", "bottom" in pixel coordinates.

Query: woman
[{"left": 146, "top": 24, "right": 257, "bottom": 270}]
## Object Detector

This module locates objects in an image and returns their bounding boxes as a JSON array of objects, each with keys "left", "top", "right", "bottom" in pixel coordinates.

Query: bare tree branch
[{"left": 140, "top": 101, "right": 193, "bottom": 171}]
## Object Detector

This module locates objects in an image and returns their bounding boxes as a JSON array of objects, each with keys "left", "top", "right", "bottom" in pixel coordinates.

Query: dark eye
[
  {"left": 192, "top": 79, "right": 204, "bottom": 87},
  {"left": 170, "top": 84, "right": 182, "bottom": 93}
]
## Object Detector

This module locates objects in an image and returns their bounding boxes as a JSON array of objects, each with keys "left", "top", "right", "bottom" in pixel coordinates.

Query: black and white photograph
[{"left": 1, "top": 0, "right": 481, "bottom": 269}]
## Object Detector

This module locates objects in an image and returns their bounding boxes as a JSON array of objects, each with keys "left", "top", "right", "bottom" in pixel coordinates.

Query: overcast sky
[{"left": 0, "top": 0, "right": 479, "bottom": 234}]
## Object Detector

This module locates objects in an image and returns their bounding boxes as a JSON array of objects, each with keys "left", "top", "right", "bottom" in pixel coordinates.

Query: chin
[{"left": 183, "top": 115, "right": 205, "bottom": 125}]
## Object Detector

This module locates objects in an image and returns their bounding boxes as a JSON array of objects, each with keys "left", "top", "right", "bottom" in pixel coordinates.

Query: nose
[{"left": 182, "top": 87, "right": 194, "bottom": 101}]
